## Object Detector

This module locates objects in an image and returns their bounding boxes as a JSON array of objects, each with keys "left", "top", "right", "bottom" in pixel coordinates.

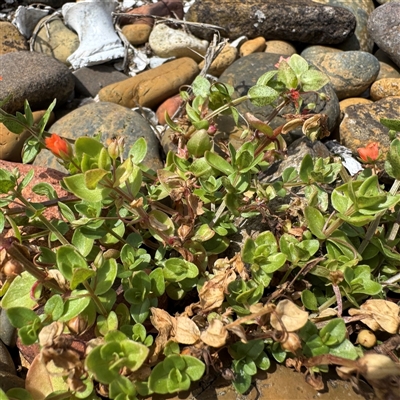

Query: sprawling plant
[{"left": 1, "top": 55, "right": 400, "bottom": 400}]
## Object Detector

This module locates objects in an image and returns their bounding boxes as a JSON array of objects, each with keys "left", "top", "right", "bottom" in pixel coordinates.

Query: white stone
[
  {"left": 62, "top": 0, "right": 125, "bottom": 69},
  {"left": 149, "top": 23, "right": 209, "bottom": 61}
]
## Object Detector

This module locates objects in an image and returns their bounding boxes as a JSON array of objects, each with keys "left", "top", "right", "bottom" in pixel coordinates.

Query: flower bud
[
  {"left": 107, "top": 140, "right": 119, "bottom": 160},
  {"left": 357, "top": 330, "right": 376, "bottom": 349},
  {"left": 280, "top": 332, "right": 302, "bottom": 353},
  {"left": 45, "top": 134, "right": 73, "bottom": 161}
]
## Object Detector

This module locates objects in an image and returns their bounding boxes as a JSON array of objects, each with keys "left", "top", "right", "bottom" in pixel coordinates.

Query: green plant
[{"left": 1, "top": 55, "right": 400, "bottom": 400}]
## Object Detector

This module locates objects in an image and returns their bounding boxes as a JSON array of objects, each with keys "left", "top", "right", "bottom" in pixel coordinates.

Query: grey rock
[
  {"left": 368, "top": 3, "right": 400, "bottom": 68},
  {"left": 0, "top": 339, "right": 16, "bottom": 375},
  {"left": 0, "top": 308, "right": 16, "bottom": 347},
  {"left": 312, "top": 0, "right": 375, "bottom": 52},
  {"left": 33, "top": 102, "right": 163, "bottom": 172},
  {"left": 301, "top": 47, "right": 380, "bottom": 100},
  {"left": 261, "top": 137, "right": 331, "bottom": 182},
  {"left": 0, "top": 51, "right": 75, "bottom": 114},
  {"left": 185, "top": 0, "right": 356, "bottom": 44},
  {"left": 73, "top": 65, "right": 128, "bottom": 98},
  {"left": 0, "top": 371, "right": 25, "bottom": 391},
  {"left": 219, "top": 53, "right": 340, "bottom": 143}
]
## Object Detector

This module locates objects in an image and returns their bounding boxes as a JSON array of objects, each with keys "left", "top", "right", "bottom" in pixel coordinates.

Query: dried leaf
[
  {"left": 38, "top": 321, "right": 64, "bottom": 348},
  {"left": 270, "top": 299, "right": 308, "bottom": 332},
  {"left": 199, "top": 270, "right": 236, "bottom": 312},
  {"left": 26, "top": 354, "right": 69, "bottom": 399},
  {"left": 349, "top": 300, "right": 400, "bottom": 334},
  {"left": 149, "top": 308, "right": 176, "bottom": 362},
  {"left": 226, "top": 323, "right": 248, "bottom": 343},
  {"left": 358, "top": 354, "right": 400, "bottom": 381},
  {"left": 174, "top": 316, "right": 200, "bottom": 344},
  {"left": 305, "top": 372, "right": 324, "bottom": 391},
  {"left": 200, "top": 319, "right": 228, "bottom": 347}
]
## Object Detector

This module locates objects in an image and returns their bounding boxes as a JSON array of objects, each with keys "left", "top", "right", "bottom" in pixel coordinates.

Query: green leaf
[
  {"left": 164, "top": 258, "right": 199, "bottom": 282},
  {"left": 2, "top": 117, "right": 25, "bottom": 134},
  {"left": 248, "top": 85, "right": 280, "bottom": 107},
  {"left": 256, "top": 70, "right": 278, "bottom": 86},
  {"left": 24, "top": 100, "right": 34, "bottom": 127},
  {"left": 299, "top": 154, "right": 314, "bottom": 183},
  {"left": 304, "top": 206, "right": 327, "bottom": 239},
  {"left": 329, "top": 339, "right": 358, "bottom": 360},
  {"left": 385, "top": 138, "right": 400, "bottom": 180},
  {"left": 57, "top": 202, "right": 75, "bottom": 223},
  {"left": 6, "top": 388, "right": 34, "bottom": 400},
  {"left": 282, "top": 167, "right": 298, "bottom": 183},
  {"left": 319, "top": 318, "right": 346, "bottom": 346},
  {"left": 70, "top": 268, "right": 96, "bottom": 290},
  {"left": 84, "top": 168, "right": 109, "bottom": 190},
  {"left": 149, "top": 268, "right": 165, "bottom": 297},
  {"left": 254, "top": 351, "right": 270, "bottom": 371},
  {"left": 22, "top": 139, "right": 41, "bottom": 164},
  {"left": 183, "top": 355, "right": 206, "bottom": 380},
  {"left": 56, "top": 245, "right": 88, "bottom": 281},
  {"left": 301, "top": 289, "right": 318, "bottom": 310},
  {"left": 232, "top": 364, "right": 252, "bottom": 394},
  {"left": 204, "top": 151, "right": 234, "bottom": 175},
  {"left": 229, "top": 339, "right": 264, "bottom": 360},
  {"left": 63, "top": 173, "right": 109, "bottom": 202},
  {"left": 192, "top": 76, "right": 211, "bottom": 97},
  {"left": 6, "top": 307, "right": 39, "bottom": 328},
  {"left": 72, "top": 228, "right": 94, "bottom": 257},
  {"left": 300, "top": 69, "right": 330, "bottom": 91},
  {"left": 44, "top": 294, "right": 64, "bottom": 320},
  {"left": 37, "top": 99, "right": 56, "bottom": 135},
  {"left": 380, "top": 118, "right": 400, "bottom": 132},
  {"left": 94, "top": 258, "right": 118, "bottom": 295},
  {"left": 18, "top": 169, "right": 34, "bottom": 191},
  {"left": 288, "top": 54, "right": 309, "bottom": 78},
  {"left": 0, "top": 169, "right": 15, "bottom": 194},
  {"left": 1, "top": 272, "right": 38, "bottom": 309},
  {"left": 75, "top": 137, "right": 104, "bottom": 160},
  {"left": 130, "top": 298, "right": 151, "bottom": 323},
  {"left": 0, "top": 213, "right": 4, "bottom": 234},
  {"left": 277, "top": 60, "right": 298, "bottom": 89},
  {"left": 59, "top": 291, "right": 91, "bottom": 322},
  {"left": 32, "top": 182, "right": 57, "bottom": 199}
]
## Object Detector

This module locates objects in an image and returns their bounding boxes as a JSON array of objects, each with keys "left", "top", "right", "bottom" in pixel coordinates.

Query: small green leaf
[
  {"left": 386, "top": 138, "right": 400, "bottom": 179},
  {"left": 6, "top": 307, "right": 39, "bottom": 328},
  {"left": 248, "top": 85, "right": 280, "bottom": 107},
  {"left": 192, "top": 76, "right": 211, "bottom": 97},
  {"left": 59, "top": 291, "right": 91, "bottom": 322},
  {"left": 300, "top": 69, "right": 330, "bottom": 91},
  {"left": 288, "top": 54, "right": 309, "bottom": 78},
  {"left": 380, "top": 118, "right": 400, "bottom": 132},
  {"left": 1, "top": 272, "right": 38, "bottom": 309},
  {"left": 94, "top": 258, "right": 118, "bottom": 295},
  {"left": 32, "top": 182, "right": 57, "bottom": 199},
  {"left": 301, "top": 289, "right": 318, "bottom": 311},
  {"left": 304, "top": 206, "right": 327, "bottom": 239},
  {"left": 63, "top": 173, "right": 109, "bottom": 202},
  {"left": 0, "top": 169, "right": 15, "bottom": 194},
  {"left": 56, "top": 245, "right": 88, "bottom": 281},
  {"left": 37, "top": 99, "right": 56, "bottom": 135},
  {"left": 84, "top": 168, "right": 109, "bottom": 190},
  {"left": 277, "top": 60, "right": 298, "bottom": 89},
  {"left": 256, "top": 70, "right": 278, "bottom": 86},
  {"left": 22, "top": 139, "right": 41, "bottom": 164},
  {"left": 320, "top": 318, "right": 346, "bottom": 346},
  {"left": 164, "top": 258, "right": 199, "bottom": 282},
  {"left": 299, "top": 154, "right": 314, "bottom": 183},
  {"left": 70, "top": 268, "right": 96, "bottom": 290},
  {"left": 329, "top": 339, "right": 358, "bottom": 360},
  {"left": 44, "top": 295, "right": 64, "bottom": 320},
  {"left": 204, "top": 151, "right": 234, "bottom": 175},
  {"left": 129, "top": 137, "right": 148, "bottom": 164}
]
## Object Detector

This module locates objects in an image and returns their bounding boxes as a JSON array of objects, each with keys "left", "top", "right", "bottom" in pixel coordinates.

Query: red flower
[
  {"left": 45, "top": 134, "right": 73, "bottom": 160},
  {"left": 357, "top": 142, "right": 379, "bottom": 163}
]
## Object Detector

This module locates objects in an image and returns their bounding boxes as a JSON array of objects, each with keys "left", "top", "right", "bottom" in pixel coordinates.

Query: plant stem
[
  {"left": 358, "top": 179, "right": 400, "bottom": 254},
  {"left": 12, "top": 191, "right": 70, "bottom": 246},
  {"left": 1, "top": 239, "right": 65, "bottom": 294},
  {"left": 83, "top": 281, "right": 108, "bottom": 317}
]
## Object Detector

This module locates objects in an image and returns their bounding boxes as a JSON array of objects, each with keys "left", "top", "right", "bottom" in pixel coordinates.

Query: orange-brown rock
[
  {"left": 0, "top": 110, "right": 55, "bottom": 162},
  {"left": 98, "top": 58, "right": 199, "bottom": 109},
  {"left": 198, "top": 45, "right": 237, "bottom": 76},
  {"left": 265, "top": 40, "right": 297, "bottom": 56},
  {"left": 370, "top": 78, "right": 400, "bottom": 101},
  {"left": 156, "top": 94, "right": 183, "bottom": 125},
  {"left": 0, "top": 22, "right": 28, "bottom": 55},
  {"left": 240, "top": 37, "right": 266, "bottom": 57},
  {"left": 339, "top": 97, "right": 373, "bottom": 112},
  {"left": 121, "top": 24, "right": 152, "bottom": 46}
]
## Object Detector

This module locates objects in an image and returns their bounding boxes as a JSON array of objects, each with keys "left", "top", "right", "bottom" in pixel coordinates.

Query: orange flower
[
  {"left": 45, "top": 134, "right": 73, "bottom": 160},
  {"left": 357, "top": 142, "right": 379, "bottom": 163}
]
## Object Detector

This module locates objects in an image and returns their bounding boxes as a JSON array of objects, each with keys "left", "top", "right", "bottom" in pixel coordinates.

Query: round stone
[
  {"left": 370, "top": 78, "right": 400, "bottom": 101},
  {"left": 265, "top": 40, "right": 297, "bottom": 56},
  {"left": 301, "top": 46, "right": 380, "bottom": 99},
  {"left": 0, "top": 22, "right": 28, "bottom": 55},
  {"left": 122, "top": 24, "right": 152, "bottom": 46},
  {"left": 33, "top": 16, "right": 79, "bottom": 65},
  {"left": 219, "top": 52, "right": 340, "bottom": 143},
  {"left": 0, "top": 51, "right": 75, "bottom": 115},
  {"left": 33, "top": 102, "right": 163, "bottom": 172},
  {"left": 240, "top": 37, "right": 266, "bottom": 57}
]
